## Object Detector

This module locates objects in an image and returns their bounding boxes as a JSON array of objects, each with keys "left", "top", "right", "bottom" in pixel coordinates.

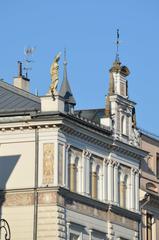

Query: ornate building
[
  {"left": 0, "top": 53, "right": 147, "bottom": 240},
  {"left": 139, "top": 131, "right": 159, "bottom": 240}
]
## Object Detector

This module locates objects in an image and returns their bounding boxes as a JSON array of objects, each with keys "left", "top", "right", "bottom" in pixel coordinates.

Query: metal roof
[{"left": 0, "top": 80, "right": 41, "bottom": 113}]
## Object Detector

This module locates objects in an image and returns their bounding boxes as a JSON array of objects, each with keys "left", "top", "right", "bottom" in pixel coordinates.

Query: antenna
[
  {"left": 115, "top": 29, "right": 120, "bottom": 62},
  {"left": 23, "top": 46, "right": 35, "bottom": 78}
]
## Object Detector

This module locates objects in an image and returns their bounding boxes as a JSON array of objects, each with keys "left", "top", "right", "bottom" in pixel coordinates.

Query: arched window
[
  {"left": 96, "top": 165, "right": 100, "bottom": 200},
  {"left": 75, "top": 157, "right": 80, "bottom": 193},
  {"left": 125, "top": 175, "right": 130, "bottom": 209},
  {"left": 121, "top": 115, "right": 127, "bottom": 135},
  {"left": 119, "top": 172, "right": 130, "bottom": 209}
]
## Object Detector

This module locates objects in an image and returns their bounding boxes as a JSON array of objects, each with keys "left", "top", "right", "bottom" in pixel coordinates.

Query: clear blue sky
[{"left": 0, "top": 0, "right": 159, "bottom": 135}]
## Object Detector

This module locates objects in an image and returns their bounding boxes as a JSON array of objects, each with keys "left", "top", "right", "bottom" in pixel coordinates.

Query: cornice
[
  {"left": 0, "top": 111, "right": 146, "bottom": 160},
  {"left": 58, "top": 187, "right": 141, "bottom": 222}
]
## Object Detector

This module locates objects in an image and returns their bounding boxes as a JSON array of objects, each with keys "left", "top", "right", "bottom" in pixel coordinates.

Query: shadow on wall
[
  {"left": 0, "top": 155, "right": 20, "bottom": 239},
  {"left": 0, "top": 155, "right": 20, "bottom": 189}
]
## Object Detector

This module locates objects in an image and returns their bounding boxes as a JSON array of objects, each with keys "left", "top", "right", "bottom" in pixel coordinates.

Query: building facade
[
  {"left": 140, "top": 131, "right": 159, "bottom": 240},
  {"left": 0, "top": 55, "right": 147, "bottom": 240}
]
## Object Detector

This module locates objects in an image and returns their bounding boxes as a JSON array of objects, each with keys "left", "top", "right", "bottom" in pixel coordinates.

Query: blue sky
[{"left": 0, "top": 0, "right": 159, "bottom": 134}]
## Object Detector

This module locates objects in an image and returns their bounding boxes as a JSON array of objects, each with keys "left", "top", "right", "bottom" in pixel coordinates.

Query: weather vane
[
  {"left": 115, "top": 29, "right": 120, "bottom": 62},
  {"left": 23, "top": 46, "right": 35, "bottom": 78}
]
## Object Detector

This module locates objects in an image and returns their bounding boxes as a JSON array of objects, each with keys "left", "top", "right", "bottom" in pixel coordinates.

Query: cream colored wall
[
  {"left": 2, "top": 205, "right": 34, "bottom": 240},
  {"left": 0, "top": 129, "right": 36, "bottom": 189}
]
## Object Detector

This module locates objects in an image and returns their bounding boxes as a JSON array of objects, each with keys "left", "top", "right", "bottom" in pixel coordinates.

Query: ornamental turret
[{"left": 101, "top": 31, "right": 139, "bottom": 146}]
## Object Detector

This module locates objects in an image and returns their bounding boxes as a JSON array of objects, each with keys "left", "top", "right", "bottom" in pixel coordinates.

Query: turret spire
[{"left": 59, "top": 49, "right": 76, "bottom": 111}]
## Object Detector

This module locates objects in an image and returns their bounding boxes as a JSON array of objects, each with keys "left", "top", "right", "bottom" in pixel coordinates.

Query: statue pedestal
[{"left": 41, "top": 94, "right": 65, "bottom": 113}]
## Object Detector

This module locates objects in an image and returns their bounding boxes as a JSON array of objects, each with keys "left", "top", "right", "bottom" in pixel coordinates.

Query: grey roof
[
  {"left": 0, "top": 80, "right": 41, "bottom": 113},
  {"left": 74, "top": 108, "right": 105, "bottom": 124},
  {"left": 59, "top": 61, "right": 76, "bottom": 105}
]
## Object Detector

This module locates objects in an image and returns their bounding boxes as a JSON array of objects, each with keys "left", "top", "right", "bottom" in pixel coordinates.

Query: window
[
  {"left": 119, "top": 173, "right": 130, "bottom": 209},
  {"left": 121, "top": 115, "right": 127, "bottom": 135},
  {"left": 75, "top": 157, "right": 80, "bottom": 193},
  {"left": 156, "top": 153, "right": 159, "bottom": 178}
]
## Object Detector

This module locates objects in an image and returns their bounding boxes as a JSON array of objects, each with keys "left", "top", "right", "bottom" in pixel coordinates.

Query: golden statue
[{"left": 50, "top": 52, "right": 61, "bottom": 94}]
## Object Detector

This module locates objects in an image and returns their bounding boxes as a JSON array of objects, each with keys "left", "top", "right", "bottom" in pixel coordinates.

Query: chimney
[{"left": 13, "top": 61, "right": 30, "bottom": 92}]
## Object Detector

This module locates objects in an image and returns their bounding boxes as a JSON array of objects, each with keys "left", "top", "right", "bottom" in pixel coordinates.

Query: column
[
  {"left": 135, "top": 170, "right": 139, "bottom": 211},
  {"left": 65, "top": 144, "right": 70, "bottom": 188},
  {"left": 92, "top": 161, "right": 97, "bottom": 199},
  {"left": 66, "top": 222, "right": 70, "bottom": 240},
  {"left": 78, "top": 158, "right": 82, "bottom": 193},
  {"left": 114, "top": 161, "right": 119, "bottom": 205},
  {"left": 130, "top": 168, "right": 135, "bottom": 210},
  {"left": 82, "top": 150, "right": 91, "bottom": 196},
  {"left": 81, "top": 151, "right": 86, "bottom": 194},
  {"left": 103, "top": 159, "right": 108, "bottom": 202},
  {"left": 107, "top": 159, "right": 114, "bottom": 202}
]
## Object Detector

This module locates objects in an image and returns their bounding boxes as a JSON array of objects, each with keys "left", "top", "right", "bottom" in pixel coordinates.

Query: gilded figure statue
[{"left": 50, "top": 52, "right": 61, "bottom": 94}]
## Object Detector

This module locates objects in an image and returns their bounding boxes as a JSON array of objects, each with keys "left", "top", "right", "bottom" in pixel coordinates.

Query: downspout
[{"left": 33, "top": 127, "right": 39, "bottom": 240}]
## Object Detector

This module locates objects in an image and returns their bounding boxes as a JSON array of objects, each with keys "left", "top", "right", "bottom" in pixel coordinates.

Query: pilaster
[
  {"left": 130, "top": 168, "right": 135, "bottom": 210},
  {"left": 114, "top": 161, "right": 120, "bottom": 205},
  {"left": 103, "top": 158, "right": 108, "bottom": 202},
  {"left": 107, "top": 159, "right": 114, "bottom": 202}
]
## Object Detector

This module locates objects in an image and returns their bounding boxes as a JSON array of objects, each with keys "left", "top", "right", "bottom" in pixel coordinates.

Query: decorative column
[
  {"left": 135, "top": 169, "right": 139, "bottom": 211},
  {"left": 82, "top": 150, "right": 91, "bottom": 196},
  {"left": 69, "top": 150, "right": 76, "bottom": 192},
  {"left": 107, "top": 159, "right": 114, "bottom": 202},
  {"left": 130, "top": 168, "right": 135, "bottom": 210},
  {"left": 92, "top": 161, "right": 97, "bottom": 199},
  {"left": 114, "top": 161, "right": 119, "bottom": 205},
  {"left": 103, "top": 158, "right": 108, "bottom": 202},
  {"left": 65, "top": 144, "right": 70, "bottom": 188}
]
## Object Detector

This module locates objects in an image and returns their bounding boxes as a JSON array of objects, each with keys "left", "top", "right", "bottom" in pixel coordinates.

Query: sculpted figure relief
[{"left": 50, "top": 52, "right": 61, "bottom": 94}]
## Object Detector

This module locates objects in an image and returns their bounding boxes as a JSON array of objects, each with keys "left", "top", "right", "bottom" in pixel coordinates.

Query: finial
[
  {"left": 64, "top": 48, "right": 67, "bottom": 65},
  {"left": 115, "top": 29, "right": 120, "bottom": 62}
]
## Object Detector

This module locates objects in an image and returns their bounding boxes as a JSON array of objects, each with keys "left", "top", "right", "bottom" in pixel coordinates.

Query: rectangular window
[{"left": 156, "top": 153, "right": 159, "bottom": 178}]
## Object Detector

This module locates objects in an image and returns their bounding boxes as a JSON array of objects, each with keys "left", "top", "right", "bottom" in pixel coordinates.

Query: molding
[{"left": 58, "top": 187, "right": 141, "bottom": 222}]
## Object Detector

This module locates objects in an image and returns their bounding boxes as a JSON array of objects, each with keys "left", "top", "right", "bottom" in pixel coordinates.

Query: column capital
[
  {"left": 107, "top": 159, "right": 114, "bottom": 166},
  {"left": 131, "top": 168, "right": 139, "bottom": 174},
  {"left": 104, "top": 158, "right": 109, "bottom": 165},
  {"left": 114, "top": 161, "right": 120, "bottom": 168},
  {"left": 83, "top": 149, "right": 92, "bottom": 159},
  {"left": 65, "top": 143, "right": 71, "bottom": 151}
]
